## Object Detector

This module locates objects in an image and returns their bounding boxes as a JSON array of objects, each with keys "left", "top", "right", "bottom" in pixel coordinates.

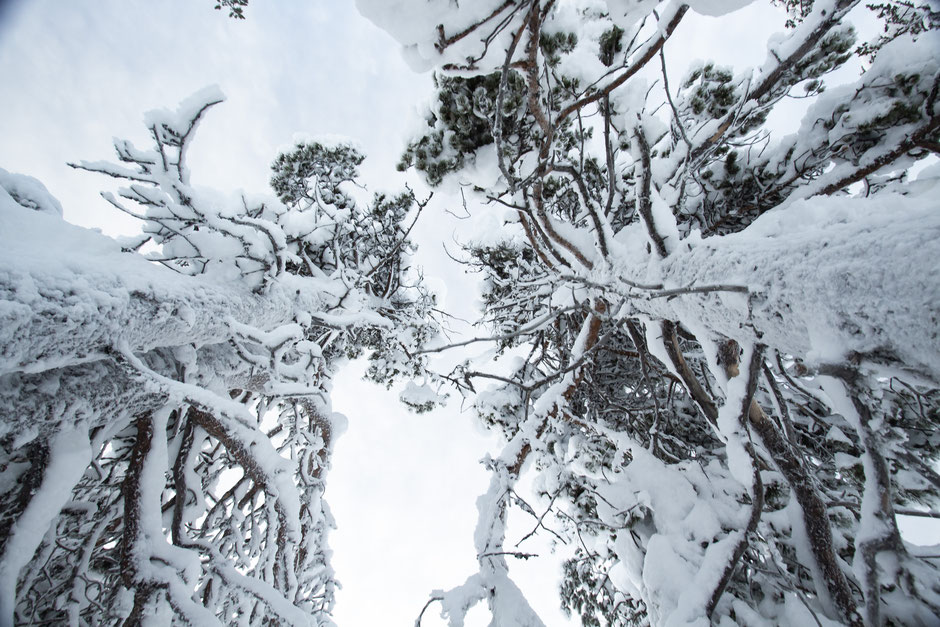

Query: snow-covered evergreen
[
  {"left": 1, "top": 0, "right": 938, "bottom": 625},
  {"left": 361, "top": 0, "right": 940, "bottom": 624},
  {"left": 0, "top": 90, "right": 437, "bottom": 625}
]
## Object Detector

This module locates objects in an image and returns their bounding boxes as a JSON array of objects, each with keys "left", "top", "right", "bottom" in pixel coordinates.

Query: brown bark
[
  {"left": 508, "top": 300, "right": 608, "bottom": 476},
  {"left": 660, "top": 320, "right": 718, "bottom": 423},
  {"left": 663, "top": 336, "right": 861, "bottom": 625},
  {"left": 121, "top": 413, "right": 163, "bottom": 627},
  {"left": 748, "top": 403, "right": 862, "bottom": 626}
]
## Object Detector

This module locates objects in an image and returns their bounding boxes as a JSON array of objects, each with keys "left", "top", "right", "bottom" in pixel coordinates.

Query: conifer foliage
[
  {"left": 362, "top": 0, "right": 940, "bottom": 625},
  {"left": 1, "top": 1, "right": 939, "bottom": 625},
  {"left": 0, "top": 89, "right": 435, "bottom": 625}
]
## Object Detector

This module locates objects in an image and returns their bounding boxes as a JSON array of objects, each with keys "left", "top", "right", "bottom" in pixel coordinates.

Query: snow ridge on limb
[
  {"left": 624, "top": 190, "right": 940, "bottom": 378},
  {"left": 421, "top": 461, "right": 546, "bottom": 627},
  {"left": 0, "top": 168, "right": 63, "bottom": 216},
  {"left": 0, "top": 89, "right": 438, "bottom": 625},
  {"left": 369, "top": 0, "right": 940, "bottom": 624},
  {"left": 0, "top": 202, "right": 316, "bottom": 382}
]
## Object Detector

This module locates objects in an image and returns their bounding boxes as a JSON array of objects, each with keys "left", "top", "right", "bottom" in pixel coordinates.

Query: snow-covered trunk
[
  {"left": 120, "top": 410, "right": 172, "bottom": 626},
  {"left": 0, "top": 203, "right": 317, "bottom": 380},
  {"left": 681, "top": 337, "right": 861, "bottom": 624},
  {"left": 121, "top": 407, "right": 222, "bottom": 626},
  {"left": 0, "top": 425, "right": 90, "bottom": 627},
  {"left": 621, "top": 193, "right": 940, "bottom": 379},
  {"left": 821, "top": 374, "right": 906, "bottom": 627},
  {"left": 1, "top": 344, "right": 262, "bottom": 449},
  {"left": 701, "top": 343, "right": 765, "bottom": 620},
  {"left": 666, "top": 335, "right": 863, "bottom": 625},
  {"left": 746, "top": 399, "right": 863, "bottom": 625}
]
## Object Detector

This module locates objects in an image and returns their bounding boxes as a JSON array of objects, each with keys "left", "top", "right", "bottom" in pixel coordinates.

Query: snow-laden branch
[
  {"left": 0, "top": 197, "right": 324, "bottom": 379},
  {"left": 625, "top": 190, "right": 940, "bottom": 378},
  {"left": 0, "top": 425, "right": 90, "bottom": 627},
  {"left": 1, "top": 85, "right": 438, "bottom": 625}
]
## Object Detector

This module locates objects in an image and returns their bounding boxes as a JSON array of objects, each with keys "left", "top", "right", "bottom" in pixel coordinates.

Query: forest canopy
[{"left": 1, "top": 0, "right": 938, "bottom": 625}]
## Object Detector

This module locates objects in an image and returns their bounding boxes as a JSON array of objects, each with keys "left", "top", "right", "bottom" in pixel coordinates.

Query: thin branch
[
  {"left": 555, "top": 5, "right": 689, "bottom": 123},
  {"left": 435, "top": 0, "right": 516, "bottom": 52},
  {"left": 414, "top": 304, "right": 584, "bottom": 355},
  {"left": 633, "top": 126, "right": 669, "bottom": 258},
  {"left": 415, "top": 594, "right": 443, "bottom": 627}
]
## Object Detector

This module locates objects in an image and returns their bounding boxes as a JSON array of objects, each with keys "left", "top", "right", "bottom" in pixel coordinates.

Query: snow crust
[
  {"left": 0, "top": 168, "right": 63, "bottom": 216},
  {"left": 0, "top": 190, "right": 319, "bottom": 384},
  {"left": 357, "top": 0, "right": 517, "bottom": 73},
  {"left": 619, "top": 186, "right": 940, "bottom": 377}
]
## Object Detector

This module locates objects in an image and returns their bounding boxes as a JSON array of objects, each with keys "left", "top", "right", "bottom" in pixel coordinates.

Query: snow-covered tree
[
  {"left": 361, "top": 0, "right": 940, "bottom": 625},
  {"left": 0, "top": 88, "right": 436, "bottom": 625}
]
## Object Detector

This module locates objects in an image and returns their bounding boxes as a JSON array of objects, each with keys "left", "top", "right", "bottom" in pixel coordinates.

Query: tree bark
[{"left": 748, "top": 402, "right": 862, "bottom": 626}]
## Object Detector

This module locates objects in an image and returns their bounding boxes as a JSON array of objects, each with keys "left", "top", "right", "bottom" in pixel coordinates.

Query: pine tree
[
  {"left": 0, "top": 89, "right": 437, "bottom": 625},
  {"left": 362, "top": 0, "right": 940, "bottom": 624}
]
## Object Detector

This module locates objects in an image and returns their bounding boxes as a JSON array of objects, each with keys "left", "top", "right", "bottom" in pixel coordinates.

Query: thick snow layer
[
  {"left": 594, "top": 442, "right": 748, "bottom": 625},
  {"left": 685, "top": 0, "right": 754, "bottom": 17},
  {"left": 0, "top": 168, "right": 63, "bottom": 216},
  {"left": 615, "top": 185, "right": 940, "bottom": 378},
  {"left": 0, "top": 189, "right": 322, "bottom": 379},
  {"left": 357, "top": 0, "right": 524, "bottom": 73}
]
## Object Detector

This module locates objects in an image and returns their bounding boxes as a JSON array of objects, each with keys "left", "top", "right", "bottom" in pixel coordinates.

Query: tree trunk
[{"left": 621, "top": 195, "right": 939, "bottom": 379}]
